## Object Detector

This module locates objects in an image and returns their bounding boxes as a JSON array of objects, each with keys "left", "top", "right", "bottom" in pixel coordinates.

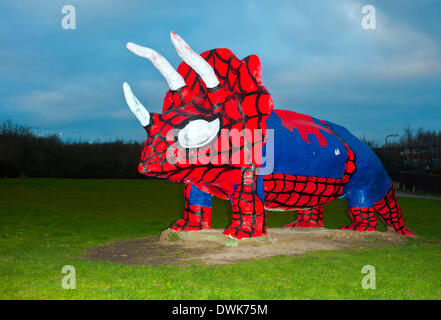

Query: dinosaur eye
[{"left": 178, "top": 118, "right": 220, "bottom": 148}]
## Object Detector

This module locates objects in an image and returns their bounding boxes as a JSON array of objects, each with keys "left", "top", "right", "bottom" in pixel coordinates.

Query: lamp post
[
  {"left": 385, "top": 134, "right": 399, "bottom": 147},
  {"left": 385, "top": 133, "right": 399, "bottom": 173}
]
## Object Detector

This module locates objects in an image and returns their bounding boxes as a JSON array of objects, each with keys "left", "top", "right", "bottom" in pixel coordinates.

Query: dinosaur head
[{"left": 123, "top": 32, "right": 274, "bottom": 183}]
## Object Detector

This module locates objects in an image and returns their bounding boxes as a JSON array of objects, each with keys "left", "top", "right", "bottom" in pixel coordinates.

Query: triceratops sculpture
[{"left": 122, "top": 32, "right": 414, "bottom": 239}]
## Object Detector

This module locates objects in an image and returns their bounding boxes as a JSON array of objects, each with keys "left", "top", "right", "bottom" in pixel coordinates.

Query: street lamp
[
  {"left": 384, "top": 133, "right": 399, "bottom": 174},
  {"left": 385, "top": 133, "right": 399, "bottom": 147}
]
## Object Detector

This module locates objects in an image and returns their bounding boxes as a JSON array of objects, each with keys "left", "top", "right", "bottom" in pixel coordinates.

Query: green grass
[{"left": 0, "top": 178, "right": 440, "bottom": 299}]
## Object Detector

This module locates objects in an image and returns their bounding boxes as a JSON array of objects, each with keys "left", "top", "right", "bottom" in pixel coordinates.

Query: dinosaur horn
[
  {"left": 170, "top": 32, "right": 220, "bottom": 89},
  {"left": 126, "top": 42, "right": 186, "bottom": 91},
  {"left": 122, "top": 82, "right": 150, "bottom": 127}
]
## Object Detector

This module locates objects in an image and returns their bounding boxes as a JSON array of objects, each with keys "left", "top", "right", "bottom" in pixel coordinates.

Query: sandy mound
[{"left": 84, "top": 228, "right": 409, "bottom": 266}]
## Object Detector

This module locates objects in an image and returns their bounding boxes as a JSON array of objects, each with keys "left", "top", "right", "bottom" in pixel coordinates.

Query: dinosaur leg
[
  {"left": 284, "top": 204, "right": 324, "bottom": 228},
  {"left": 172, "top": 183, "right": 212, "bottom": 232},
  {"left": 224, "top": 169, "right": 267, "bottom": 239},
  {"left": 341, "top": 207, "right": 377, "bottom": 231},
  {"left": 374, "top": 184, "right": 414, "bottom": 236}
]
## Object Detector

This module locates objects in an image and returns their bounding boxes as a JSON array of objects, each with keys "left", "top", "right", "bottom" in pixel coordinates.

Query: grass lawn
[{"left": 0, "top": 178, "right": 440, "bottom": 299}]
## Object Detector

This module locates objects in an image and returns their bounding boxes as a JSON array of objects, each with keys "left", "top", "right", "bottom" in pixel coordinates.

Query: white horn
[
  {"left": 123, "top": 82, "right": 150, "bottom": 127},
  {"left": 126, "top": 42, "right": 186, "bottom": 91},
  {"left": 170, "top": 32, "right": 220, "bottom": 89}
]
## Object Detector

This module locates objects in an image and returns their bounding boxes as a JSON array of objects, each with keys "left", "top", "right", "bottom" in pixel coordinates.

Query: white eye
[{"left": 178, "top": 118, "right": 220, "bottom": 148}]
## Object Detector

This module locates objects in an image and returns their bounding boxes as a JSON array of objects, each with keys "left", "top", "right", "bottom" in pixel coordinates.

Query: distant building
[
  {"left": 375, "top": 145, "right": 441, "bottom": 172},
  {"left": 373, "top": 145, "right": 441, "bottom": 195}
]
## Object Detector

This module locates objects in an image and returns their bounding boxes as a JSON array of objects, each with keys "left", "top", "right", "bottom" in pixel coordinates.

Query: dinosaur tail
[{"left": 374, "top": 184, "right": 415, "bottom": 236}]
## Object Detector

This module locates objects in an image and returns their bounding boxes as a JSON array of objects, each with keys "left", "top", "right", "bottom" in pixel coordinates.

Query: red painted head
[{"left": 123, "top": 32, "right": 274, "bottom": 187}]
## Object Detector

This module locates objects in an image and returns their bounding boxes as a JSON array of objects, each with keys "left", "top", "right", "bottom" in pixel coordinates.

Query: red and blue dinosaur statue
[{"left": 122, "top": 32, "right": 414, "bottom": 239}]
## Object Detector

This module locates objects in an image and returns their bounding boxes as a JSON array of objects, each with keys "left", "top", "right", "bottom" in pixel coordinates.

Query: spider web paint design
[
  {"left": 284, "top": 204, "right": 324, "bottom": 228},
  {"left": 138, "top": 48, "right": 274, "bottom": 200},
  {"left": 373, "top": 184, "right": 414, "bottom": 236},
  {"left": 128, "top": 42, "right": 415, "bottom": 238},
  {"left": 224, "top": 167, "right": 267, "bottom": 239},
  {"left": 341, "top": 207, "right": 377, "bottom": 231},
  {"left": 263, "top": 142, "right": 356, "bottom": 210},
  {"left": 171, "top": 183, "right": 212, "bottom": 231}
]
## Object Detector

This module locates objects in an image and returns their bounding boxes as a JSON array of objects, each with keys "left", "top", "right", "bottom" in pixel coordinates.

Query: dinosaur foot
[
  {"left": 223, "top": 225, "right": 265, "bottom": 239},
  {"left": 340, "top": 223, "right": 377, "bottom": 232},
  {"left": 388, "top": 226, "right": 415, "bottom": 237},
  {"left": 171, "top": 219, "right": 212, "bottom": 232}
]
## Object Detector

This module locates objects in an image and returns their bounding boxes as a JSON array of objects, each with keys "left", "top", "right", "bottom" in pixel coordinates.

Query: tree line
[
  {"left": 1, "top": 120, "right": 440, "bottom": 179},
  {"left": 0, "top": 120, "right": 143, "bottom": 178},
  {"left": 360, "top": 126, "right": 441, "bottom": 149},
  {"left": 398, "top": 126, "right": 441, "bottom": 148}
]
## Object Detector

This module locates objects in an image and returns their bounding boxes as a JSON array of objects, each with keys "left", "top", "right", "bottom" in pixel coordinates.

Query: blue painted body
[
  {"left": 189, "top": 109, "right": 391, "bottom": 209},
  {"left": 262, "top": 110, "right": 391, "bottom": 208},
  {"left": 325, "top": 121, "right": 391, "bottom": 207},
  {"left": 266, "top": 111, "right": 348, "bottom": 179}
]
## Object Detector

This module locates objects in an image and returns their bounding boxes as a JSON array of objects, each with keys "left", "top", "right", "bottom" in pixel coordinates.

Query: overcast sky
[{"left": 1, "top": 0, "right": 440, "bottom": 144}]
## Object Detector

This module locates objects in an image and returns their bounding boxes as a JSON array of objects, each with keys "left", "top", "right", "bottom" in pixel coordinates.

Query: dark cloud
[{"left": 0, "top": 0, "right": 440, "bottom": 143}]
